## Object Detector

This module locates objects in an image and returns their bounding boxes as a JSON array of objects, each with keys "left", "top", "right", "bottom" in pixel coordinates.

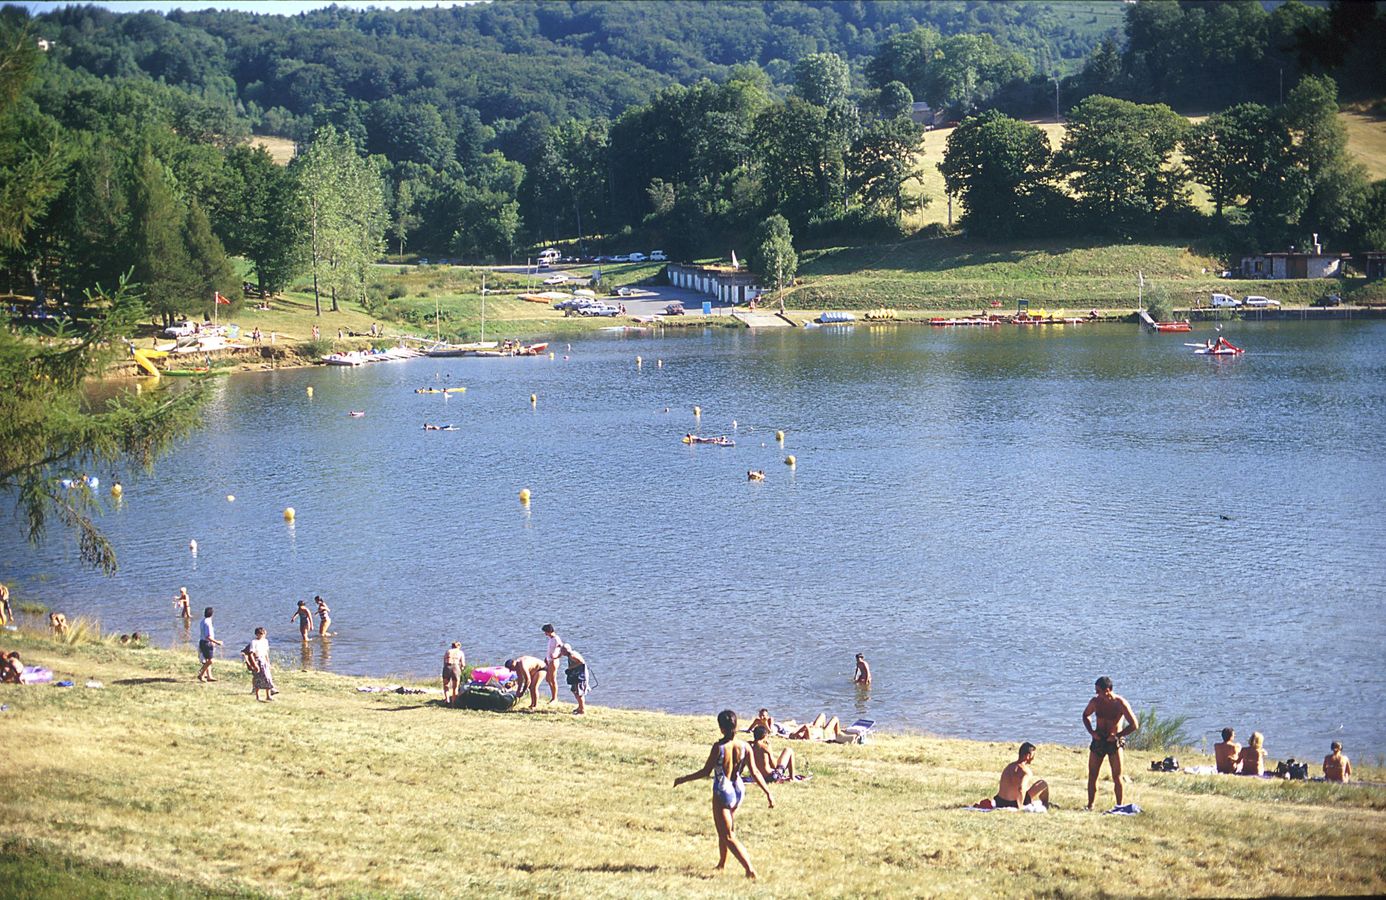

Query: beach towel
[
  {"left": 1103, "top": 804, "right": 1142, "bottom": 816},
  {"left": 19, "top": 666, "right": 52, "bottom": 685},
  {"left": 966, "top": 798, "right": 1047, "bottom": 813},
  {"left": 54, "top": 680, "right": 75, "bottom": 688},
  {"left": 1180, "top": 765, "right": 1220, "bottom": 776}
]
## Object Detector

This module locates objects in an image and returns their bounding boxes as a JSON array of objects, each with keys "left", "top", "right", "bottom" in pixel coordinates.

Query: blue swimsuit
[{"left": 711, "top": 742, "right": 744, "bottom": 810}]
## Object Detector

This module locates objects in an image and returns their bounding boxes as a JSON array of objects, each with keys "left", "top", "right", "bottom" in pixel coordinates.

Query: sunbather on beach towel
[
  {"left": 1214, "top": 728, "right": 1240, "bottom": 774},
  {"left": 995, "top": 742, "right": 1049, "bottom": 809},
  {"left": 750, "top": 725, "right": 800, "bottom": 783},
  {"left": 788, "top": 713, "right": 843, "bottom": 742}
]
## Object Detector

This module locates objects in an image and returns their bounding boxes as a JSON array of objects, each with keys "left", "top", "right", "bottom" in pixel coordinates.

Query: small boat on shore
[
  {"left": 1153, "top": 321, "right": 1192, "bottom": 333},
  {"left": 683, "top": 434, "right": 735, "bottom": 447}
]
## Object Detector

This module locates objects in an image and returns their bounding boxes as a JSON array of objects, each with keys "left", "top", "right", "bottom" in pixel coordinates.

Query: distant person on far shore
[
  {"left": 1214, "top": 728, "right": 1241, "bottom": 774},
  {"left": 673, "top": 709, "right": 773, "bottom": 880},
  {"left": 1236, "top": 731, "right": 1265, "bottom": 776},
  {"left": 996, "top": 742, "right": 1050, "bottom": 809},
  {"left": 173, "top": 587, "right": 192, "bottom": 620},
  {"left": 1323, "top": 741, "right": 1352, "bottom": 783},
  {"left": 542, "top": 623, "right": 562, "bottom": 702},
  {"left": 1081, "top": 675, "right": 1140, "bottom": 810},
  {"left": 505, "top": 656, "right": 547, "bottom": 709},
  {"left": 442, "top": 642, "right": 465, "bottom": 703},
  {"left": 196, "top": 607, "right": 223, "bottom": 682},
  {"left": 289, "top": 600, "right": 314, "bottom": 643},
  {"left": 242, "top": 627, "right": 275, "bottom": 701},
  {"left": 314, "top": 596, "right": 332, "bottom": 637},
  {"left": 853, "top": 653, "right": 871, "bottom": 686},
  {"left": 558, "top": 643, "right": 590, "bottom": 715}
]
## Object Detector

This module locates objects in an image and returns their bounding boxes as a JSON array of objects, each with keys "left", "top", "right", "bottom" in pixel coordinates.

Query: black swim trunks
[
  {"left": 1090, "top": 736, "right": 1121, "bottom": 756},
  {"left": 565, "top": 664, "right": 588, "bottom": 695},
  {"left": 198, "top": 639, "right": 215, "bottom": 663},
  {"left": 993, "top": 796, "right": 1020, "bottom": 809}
]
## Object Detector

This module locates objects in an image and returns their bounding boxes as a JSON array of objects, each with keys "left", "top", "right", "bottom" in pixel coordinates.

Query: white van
[
  {"left": 628, "top": 252, "right": 647, "bottom": 262},
  {"left": 1243, "top": 295, "right": 1281, "bottom": 308},
  {"left": 1210, "top": 293, "right": 1241, "bottom": 308}
]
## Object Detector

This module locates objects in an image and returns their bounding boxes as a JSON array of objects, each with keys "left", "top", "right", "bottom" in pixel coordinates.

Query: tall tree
[
  {"left": 847, "top": 116, "right": 926, "bottom": 220},
  {"left": 129, "top": 148, "right": 198, "bottom": 325},
  {"left": 940, "top": 110, "right": 1052, "bottom": 239},
  {"left": 1057, "top": 95, "right": 1188, "bottom": 234},
  {"left": 220, "top": 145, "right": 303, "bottom": 295},
  {"left": 749, "top": 214, "right": 797, "bottom": 299},
  {"left": 292, "top": 126, "right": 385, "bottom": 314}
]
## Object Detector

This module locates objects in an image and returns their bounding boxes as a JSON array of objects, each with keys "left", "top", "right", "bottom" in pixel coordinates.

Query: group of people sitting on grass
[{"left": 1213, "top": 727, "right": 1353, "bottom": 781}]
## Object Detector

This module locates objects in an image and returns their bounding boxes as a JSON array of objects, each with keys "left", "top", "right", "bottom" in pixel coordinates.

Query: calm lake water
[{"left": 4, "top": 320, "right": 1385, "bottom": 759}]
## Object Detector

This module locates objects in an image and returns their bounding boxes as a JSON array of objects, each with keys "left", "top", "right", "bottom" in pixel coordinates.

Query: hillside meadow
[{"left": 1, "top": 630, "right": 1384, "bottom": 898}]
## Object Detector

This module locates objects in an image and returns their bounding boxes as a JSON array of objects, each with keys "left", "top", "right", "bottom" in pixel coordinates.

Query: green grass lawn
[{"left": 2, "top": 630, "right": 1384, "bottom": 898}]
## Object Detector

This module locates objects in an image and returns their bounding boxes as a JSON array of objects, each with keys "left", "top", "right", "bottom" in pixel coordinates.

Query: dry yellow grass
[
  {"left": 245, "top": 134, "right": 297, "bottom": 165},
  {"left": 1342, "top": 108, "right": 1386, "bottom": 180},
  {"left": 2, "top": 633, "right": 1384, "bottom": 898}
]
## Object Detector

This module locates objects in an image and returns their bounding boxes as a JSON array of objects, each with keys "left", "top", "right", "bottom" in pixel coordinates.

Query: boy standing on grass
[
  {"left": 196, "top": 607, "right": 223, "bottom": 682},
  {"left": 542, "top": 623, "right": 562, "bottom": 702}
]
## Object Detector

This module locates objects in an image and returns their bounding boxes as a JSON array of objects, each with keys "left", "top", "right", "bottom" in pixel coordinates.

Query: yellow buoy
[
  {"left": 306, "top": 386, "right": 313, "bottom": 397},
  {"left": 226, "top": 494, "right": 235, "bottom": 503},
  {"left": 785, "top": 455, "right": 796, "bottom": 468},
  {"left": 110, "top": 483, "right": 123, "bottom": 497},
  {"left": 548, "top": 351, "right": 555, "bottom": 359},
  {"left": 776, "top": 430, "right": 785, "bottom": 443},
  {"left": 283, "top": 507, "right": 296, "bottom": 521},
  {"left": 519, "top": 488, "right": 532, "bottom": 505}
]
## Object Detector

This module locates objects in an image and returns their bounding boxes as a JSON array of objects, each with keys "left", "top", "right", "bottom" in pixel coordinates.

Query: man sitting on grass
[
  {"left": 996, "top": 742, "right": 1049, "bottom": 809},
  {"left": 1323, "top": 741, "right": 1353, "bottom": 783},
  {"left": 1214, "top": 728, "right": 1241, "bottom": 774},
  {"left": 750, "top": 725, "right": 799, "bottom": 783}
]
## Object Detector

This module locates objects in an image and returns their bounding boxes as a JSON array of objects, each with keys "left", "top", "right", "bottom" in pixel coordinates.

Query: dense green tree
[
  {"left": 865, "top": 27, "right": 941, "bottom": 99},
  {"left": 219, "top": 145, "right": 302, "bottom": 295},
  {"left": 389, "top": 179, "right": 419, "bottom": 258},
  {"left": 1, "top": 22, "right": 207, "bottom": 573},
  {"left": 749, "top": 214, "right": 797, "bottom": 298},
  {"left": 0, "top": 22, "right": 66, "bottom": 252},
  {"left": 181, "top": 198, "right": 239, "bottom": 314},
  {"left": 929, "top": 33, "right": 1032, "bottom": 112},
  {"left": 753, "top": 98, "right": 831, "bottom": 229},
  {"left": 292, "top": 126, "right": 386, "bottom": 314},
  {"left": 939, "top": 110, "right": 1052, "bottom": 239},
  {"left": 1057, "top": 95, "right": 1188, "bottom": 234},
  {"left": 129, "top": 148, "right": 198, "bottom": 325},
  {"left": 793, "top": 52, "right": 850, "bottom": 109},
  {"left": 876, "top": 81, "right": 914, "bottom": 120},
  {"left": 846, "top": 116, "right": 926, "bottom": 220}
]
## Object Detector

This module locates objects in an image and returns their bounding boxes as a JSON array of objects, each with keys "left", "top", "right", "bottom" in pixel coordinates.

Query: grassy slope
[{"left": 2, "top": 633, "right": 1384, "bottom": 898}]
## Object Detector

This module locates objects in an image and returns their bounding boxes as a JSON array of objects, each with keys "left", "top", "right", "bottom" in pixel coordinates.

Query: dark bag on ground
[
  {"left": 1150, "top": 756, "right": 1180, "bottom": 772},
  {"left": 1275, "top": 758, "right": 1309, "bottom": 780},
  {"left": 454, "top": 685, "right": 516, "bottom": 712}
]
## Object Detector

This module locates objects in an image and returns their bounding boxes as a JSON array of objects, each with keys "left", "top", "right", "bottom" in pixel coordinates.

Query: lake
[{"left": 4, "top": 320, "right": 1384, "bottom": 759}]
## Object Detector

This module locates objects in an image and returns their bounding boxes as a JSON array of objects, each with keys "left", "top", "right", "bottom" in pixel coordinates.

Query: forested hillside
[{"left": 3, "top": 1, "right": 1384, "bottom": 324}]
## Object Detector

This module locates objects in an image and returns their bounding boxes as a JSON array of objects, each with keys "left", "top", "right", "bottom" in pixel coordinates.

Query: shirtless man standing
[
  {"left": 1323, "top": 741, "right": 1353, "bottom": 783},
  {"left": 541, "top": 623, "right": 562, "bottom": 703},
  {"left": 996, "top": 742, "right": 1050, "bottom": 808},
  {"left": 505, "top": 656, "right": 547, "bottom": 709},
  {"left": 853, "top": 653, "right": 872, "bottom": 686},
  {"left": 1081, "top": 675, "right": 1140, "bottom": 810},
  {"left": 1213, "top": 728, "right": 1241, "bottom": 774}
]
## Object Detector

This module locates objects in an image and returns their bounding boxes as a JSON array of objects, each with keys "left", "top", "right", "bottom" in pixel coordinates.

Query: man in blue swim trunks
[
  {"left": 1082, "top": 676, "right": 1140, "bottom": 810},
  {"left": 197, "top": 607, "right": 223, "bottom": 682}
]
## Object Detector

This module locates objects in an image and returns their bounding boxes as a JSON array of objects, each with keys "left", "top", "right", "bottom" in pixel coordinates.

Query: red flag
[{"left": 214, "top": 291, "right": 231, "bottom": 305}]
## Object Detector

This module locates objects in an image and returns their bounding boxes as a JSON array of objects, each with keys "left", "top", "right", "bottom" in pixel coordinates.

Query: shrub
[{"left": 1128, "top": 707, "right": 1193, "bottom": 752}]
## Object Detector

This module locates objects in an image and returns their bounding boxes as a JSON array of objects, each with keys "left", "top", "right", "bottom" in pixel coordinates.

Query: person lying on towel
[{"left": 995, "top": 742, "right": 1050, "bottom": 809}]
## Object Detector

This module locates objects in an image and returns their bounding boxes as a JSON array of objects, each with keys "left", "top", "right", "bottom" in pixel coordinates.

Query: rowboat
[{"left": 1153, "top": 321, "right": 1192, "bottom": 333}]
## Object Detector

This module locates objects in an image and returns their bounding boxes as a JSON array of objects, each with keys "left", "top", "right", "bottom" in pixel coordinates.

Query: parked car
[
  {"left": 542, "top": 274, "right": 570, "bottom": 285},
  {"left": 1312, "top": 293, "right": 1343, "bottom": 307},
  {"left": 580, "top": 303, "right": 621, "bottom": 317},
  {"left": 611, "top": 254, "right": 630, "bottom": 263},
  {"left": 650, "top": 250, "right": 667, "bottom": 261},
  {"left": 616, "top": 287, "right": 635, "bottom": 297},
  {"left": 417, "top": 258, "right": 429, "bottom": 265},
  {"left": 1210, "top": 293, "right": 1242, "bottom": 308},
  {"left": 1243, "top": 295, "right": 1281, "bottom": 308},
  {"left": 628, "top": 252, "right": 647, "bottom": 262},
  {"left": 663, "top": 302, "right": 685, "bottom": 316},
  {"left": 163, "top": 321, "right": 199, "bottom": 337}
]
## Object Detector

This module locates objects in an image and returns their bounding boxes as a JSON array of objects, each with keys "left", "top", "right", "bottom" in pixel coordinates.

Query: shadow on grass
[
  {"left": 112, "top": 677, "right": 181, "bottom": 685},
  {"left": 513, "top": 861, "right": 662, "bottom": 874}
]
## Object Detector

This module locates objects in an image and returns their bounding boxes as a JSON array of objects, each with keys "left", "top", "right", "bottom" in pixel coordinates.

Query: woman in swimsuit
[
  {"left": 314, "top": 596, "right": 332, "bottom": 637},
  {"left": 289, "top": 600, "right": 314, "bottom": 643},
  {"left": 673, "top": 709, "right": 774, "bottom": 879}
]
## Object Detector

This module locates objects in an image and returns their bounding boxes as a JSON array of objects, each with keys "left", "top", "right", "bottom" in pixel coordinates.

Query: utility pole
[{"left": 1054, "top": 76, "right": 1061, "bottom": 124}]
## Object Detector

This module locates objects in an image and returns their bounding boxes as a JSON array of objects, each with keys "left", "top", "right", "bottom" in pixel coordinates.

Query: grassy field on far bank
[{"left": 2, "top": 632, "right": 1384, "bottom": 898}]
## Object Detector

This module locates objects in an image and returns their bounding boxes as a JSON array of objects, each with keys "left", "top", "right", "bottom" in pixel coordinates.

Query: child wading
[{"left": 673, "top": 709, "right": 774, "bottom": 879}]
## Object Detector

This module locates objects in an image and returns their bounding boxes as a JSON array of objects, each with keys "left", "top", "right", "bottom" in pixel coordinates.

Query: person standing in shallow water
[
  {"left": 1081, "top": 675, "right": 1139, "bottom": 810},
  {"left": 853, "top": 653, "right": 871, "bottom": 686},
  {"left": 314, "top": 596, "right": 332, "bottom": 637},
  {"left": 674, "top": 709, "right": 773, "bottom": 879},
  {"left": 289, "top": 600, "right": 314, "bottom": 643}
]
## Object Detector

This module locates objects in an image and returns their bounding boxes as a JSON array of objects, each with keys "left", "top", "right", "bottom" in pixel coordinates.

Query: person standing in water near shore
[
  {"left": 196, "top": 607, "right": 222, "bottom": 682},
  {"left": 173, "top": 587, "right": 192, "bottom": 621},
  {"left": 853, "top": 653, "right": 872, "bottom": 686},
  {"left": 314, "top": 596, "right": 332, "bottom": 637},
  {"left": 674, "top": 709, "right": 774, "bottom": 880},
  {"left": 289, "top": 600, "right": 314, "bottom": 643},
  {"left": 1081, "top": 675, "right": 1140, "bottom": 810}
]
